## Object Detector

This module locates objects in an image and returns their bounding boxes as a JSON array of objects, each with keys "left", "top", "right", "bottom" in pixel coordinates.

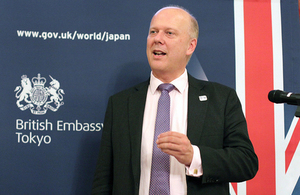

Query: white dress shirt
[{"left": 139, "top": 70, "right": 203, "bottom": 195}]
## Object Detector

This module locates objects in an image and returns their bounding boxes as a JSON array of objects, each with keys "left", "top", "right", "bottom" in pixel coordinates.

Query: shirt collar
[{"left": 149, "top": 69, "right": 188, "bottom": 94}]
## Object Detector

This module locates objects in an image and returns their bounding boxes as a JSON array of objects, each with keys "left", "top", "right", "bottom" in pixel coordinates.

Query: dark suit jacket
[{"left": 92, "top": 74, "right": 258, "bottom": 195}]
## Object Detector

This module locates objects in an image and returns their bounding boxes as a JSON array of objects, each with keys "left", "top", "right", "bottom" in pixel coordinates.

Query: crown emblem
[
  {"left": 32, "top": 73, "right": 46, "bottom": 87},
  {"left": 15, "top": 73, "right": 64, "bottom": 115}
]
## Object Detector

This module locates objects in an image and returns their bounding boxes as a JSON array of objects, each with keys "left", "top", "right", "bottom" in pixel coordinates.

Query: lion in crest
[{"left": 14, "top": 75, "right": 32, "bottom": 108}]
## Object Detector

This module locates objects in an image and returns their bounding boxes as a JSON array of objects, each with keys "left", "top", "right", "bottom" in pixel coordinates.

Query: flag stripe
[
  {"left": 235, "top": 0, "right": 246, "bottom": 113},
  {"left": 271, "top": 1, "right": 285, "bottom": 194},
  {"left": 243, "top": 0, "right": 276, "bottom": 194},
  {"left": 234, "top": 1, "right": 247, "bottom": 194},
  {"left": 285, "top": 120, "right": 300, "bottom": 172}
]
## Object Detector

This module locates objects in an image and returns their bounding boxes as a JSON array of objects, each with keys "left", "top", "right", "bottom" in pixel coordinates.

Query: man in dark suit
[{"left": 92, "top": 5, "right": 258, "bottom": 195}]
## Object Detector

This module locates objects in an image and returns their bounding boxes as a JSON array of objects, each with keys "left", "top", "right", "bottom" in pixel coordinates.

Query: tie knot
[{"left": 158, "top": 83, "right": 175, "bottom": 93}]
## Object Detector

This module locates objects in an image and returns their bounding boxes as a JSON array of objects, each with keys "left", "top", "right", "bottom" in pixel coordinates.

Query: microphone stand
[
  {"left": 295, "top": 107, "right": 300, "bottom": 118},
  {"left": 294, "top": 100, "right": 300, "bottom": 117}
]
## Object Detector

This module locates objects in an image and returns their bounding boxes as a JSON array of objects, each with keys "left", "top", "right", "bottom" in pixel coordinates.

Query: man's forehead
[{"left": 150, "top": 8, "right": 190, "bottom": 26}]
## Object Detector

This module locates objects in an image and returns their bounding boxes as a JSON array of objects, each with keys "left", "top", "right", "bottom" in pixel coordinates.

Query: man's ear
[{"left": 186, "top": 38, "right": 197, "bottom": 56}]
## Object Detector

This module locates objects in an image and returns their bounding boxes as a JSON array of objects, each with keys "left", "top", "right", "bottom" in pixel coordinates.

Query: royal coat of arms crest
[{"left": 14, "top": 74, "right": 64, "bottom": 115}]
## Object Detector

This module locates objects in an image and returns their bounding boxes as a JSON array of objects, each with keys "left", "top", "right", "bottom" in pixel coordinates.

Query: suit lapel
[
  {"left": 128, "top": 81, "right": 149, "bottom": 189},
  {"left": 187, "top": 75, "right": 209, "bottom": 145}
]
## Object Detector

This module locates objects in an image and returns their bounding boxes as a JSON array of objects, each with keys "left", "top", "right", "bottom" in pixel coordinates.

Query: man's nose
[{"left": 154, "top": 31, "right": 164, "bottom": 44}]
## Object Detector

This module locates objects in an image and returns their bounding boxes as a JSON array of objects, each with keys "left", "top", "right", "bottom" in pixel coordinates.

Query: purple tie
[{"left": 149, "top": 83, "right": 175, "bottom": 195}]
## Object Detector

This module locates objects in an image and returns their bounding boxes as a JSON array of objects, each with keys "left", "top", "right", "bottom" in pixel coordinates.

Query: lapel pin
[{"left": 199, "top": 95, "right": 207, "bottom": 102}]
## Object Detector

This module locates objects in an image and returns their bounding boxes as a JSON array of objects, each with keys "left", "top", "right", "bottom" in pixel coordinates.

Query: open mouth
[{"left": 153, "top": 50, "right": 166, "bottom": 56}]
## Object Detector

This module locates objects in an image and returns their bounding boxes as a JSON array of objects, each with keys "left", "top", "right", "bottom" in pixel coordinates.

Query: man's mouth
[{"left": 153, "top": 50, "right": 166, "bottom": 56}]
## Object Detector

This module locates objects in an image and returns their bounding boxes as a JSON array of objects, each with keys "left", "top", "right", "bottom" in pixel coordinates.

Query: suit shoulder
[
  {"left": 207, "top": 81, "right": 234, "bottom": 92},
  {"left": 190, "top": 76, "right": 235, "bottom": 93},
  {"left": 110, "top": 80, "right": 149, "bottom": 99}
]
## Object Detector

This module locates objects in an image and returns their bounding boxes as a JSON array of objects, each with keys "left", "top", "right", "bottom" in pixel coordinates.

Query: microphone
[{"left": 268, "top": 90, "right": 300, "bottom": 105}]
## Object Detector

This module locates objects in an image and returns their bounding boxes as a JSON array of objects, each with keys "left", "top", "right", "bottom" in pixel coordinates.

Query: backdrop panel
[{"left": 0, "top": 0, "right": 299, "bottom": 194}]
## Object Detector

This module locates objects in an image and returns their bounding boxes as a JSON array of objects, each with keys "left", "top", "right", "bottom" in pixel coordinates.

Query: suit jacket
[{"left": 92, "top": 74, "right": 258, "bottom": 195}]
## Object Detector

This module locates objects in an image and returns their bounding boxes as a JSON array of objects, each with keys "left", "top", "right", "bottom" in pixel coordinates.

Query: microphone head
[{"left": 268, "top": 90, "right": 285, "bottom": 103}]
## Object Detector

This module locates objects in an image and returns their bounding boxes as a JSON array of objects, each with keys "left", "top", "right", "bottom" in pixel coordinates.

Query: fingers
[
  {"left": 156, "top": 131, "right": 193, "bottom": 166},
  {"left": 157, "top": 132, "right": 188, "bottom": 152}
]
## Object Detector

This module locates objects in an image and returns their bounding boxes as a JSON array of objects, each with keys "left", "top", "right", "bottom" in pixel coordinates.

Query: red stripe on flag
[
  {"left": 243, "top": 0, "right": 275, "bottom": 194},
  {"left": 231, "top": 182, "right": 237, "bottom": 194},
  {"left": 285, "top": 121, "right": 300, "bottom": 172}
]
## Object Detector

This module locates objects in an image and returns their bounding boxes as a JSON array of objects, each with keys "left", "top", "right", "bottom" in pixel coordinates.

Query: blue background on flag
[
  {"left": 281, "top": 0, "right": 300, "bottom": 133},
  {"left": 0, "top": 0, "right": 299, "bottom": 194},
  {"left": 281, "top": 1, "right": 300, "bottom": 194}
]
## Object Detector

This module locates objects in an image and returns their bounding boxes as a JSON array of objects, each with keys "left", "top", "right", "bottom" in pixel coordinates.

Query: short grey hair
[{"left": 155, "top": 5, "right": 199, "bottom": 39}]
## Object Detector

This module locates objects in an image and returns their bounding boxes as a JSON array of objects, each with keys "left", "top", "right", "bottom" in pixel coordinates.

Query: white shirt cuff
[{"left": 185, "top": 145, "right": 203, "bottom": 177}]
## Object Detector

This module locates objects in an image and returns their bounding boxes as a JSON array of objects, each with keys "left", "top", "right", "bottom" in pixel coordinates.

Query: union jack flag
[
  {"left": 189, "top": 0, "right": 300, "bottom": 194},
  {"left": 231, "top": 0, "right": 300, "bottom": 194}
]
